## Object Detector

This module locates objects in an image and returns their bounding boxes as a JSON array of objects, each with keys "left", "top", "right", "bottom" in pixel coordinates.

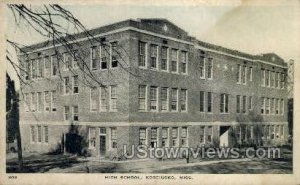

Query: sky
[{"left": 5, "top": 1, "right": 300, "bottom": 89}]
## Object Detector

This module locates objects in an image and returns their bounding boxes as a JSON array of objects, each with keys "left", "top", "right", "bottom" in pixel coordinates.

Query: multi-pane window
[
  {"left": 161, "top": 46, "right": 168, "bottom": 71},
  {"left": 248, "top": 96, "right": 253, "bottom": 110},
  {"left": 110, "top": 85, "right": 117, "bottom": 111},
  {"left": 30, "top": 125, "right": 36, "bottom": 142},
  {"left": 139, "top": 128, "right": 146, "bottom": 145},
  {"left": 281, "top": 73, "right": 285, "bottom": 89},
  {"left": 91, "top": 47, "right": 98, "bottom": 70},
  {"left": 180, "top": 89, "right": 187, "bottom": 111},
  {"left": 161, "top": 87, "right": 168, "bottom": 111},
  {"left": 207, "top": 126, "right": 213, "bottom": 143},
  {"left": 261, "top": 97, "right": 265, "bottom": 114},
  {"left": 181, "top": 127, "right": 188, "bottom": 147},
  {"left": 73, "top": 50, "right": 79, "bottom": 69},
  {"left": 200, "top": 126, "right": 205, "bottom": 143},
  {"left": 44, "top": 126, "right": 49, "bottom": 143},
  {"left": 237, "top": 64, "right": 242, "bottom": 83},
  {"left": 111, "top": 42, "right": 118, "bottom": 68},
  {"left": 73, "top": 105, "right": 79, "bottom": 121},
  {"left": 90, "top": 87, "right": 98, "bottom": 111},
  {"left": 37, "top": 92, "right": 43, "bottom": 112},
  {"left": 31, "top": 92, "right": 37, "bottom": 112},
  {"left": 100, "top": 86, "right": 108, "bottom": 111},
  {"left": 171, "top": 88, "right": 178, "bottom": 111},
  {"left": 236, "top": 95, "right": 241, "bottom": 113},
  {"left": 44, "top": 57, "right": 51, "bottom": 77},
  {"left": 150, "top": 86, "right": 158, "bottom": 111},
  {"left": 138, "top": 85, "right": 146, "bottom": 111},
  {"left": 200, "top": 91, "right": 205, "bottom": 112},
  {"left": 270, "top": 98, "right": 274, "bottom": 114},
  {"left": 64, "top": 53, "right": 72, "bottom": 71},
  {"left": 275, "top": 99, "right": 279, "bottom": 115},
  {"left": 150, "top": 128, "right": 158, "bottom": 148},
  {"left": 220, "top": 94, "right": 229, "bottom": 113},
  {"left": 51, "top": 90, "right": 57, "bottom": 111},
  {"left": 280, "top": 125, "right": 284, "bottom": 138},
  {"left": 162, "top": 127, "right": 169, "bottom": 147},
  {"left": 64, "top": 106, "right": 70, "bottom": 120},
  {"left": 25, "top": 60, "right": 30, "bottom": 80},
  {"left": 207, "top": 58, "right": 213, "bottom": 79},
  {"left": 281, "top": 99, "right": 284, "bottom": 115},
  {"left": 64, "top": 77, "right": 70, "bottom": 95},
  {"left": 207, "top": 92, "right": 212, "bottom": 113},
  {"left": 180, "top": 51, "right": 188, "bottom": 74},
  {"left": 44, "top": 91, "right": 50, "bottom": 111},
  {"left": 242, "top": 65, "right": 247, "bottom": 84},
  {"left": 139, "top": 41, "right": 146, "bottom": 67},
  {"left": 51, "top": 55, "right": 58, "bottom": 76},
  {"left": 172, "top": 127, "right": 178, "bottom": 147},
  {"left": 271, "top": 71, "right": 275, "bottom": 87},
  {"left": 200, "top": 56, "right": 205, "bottom": 79},
  {"left": 277, "top": 72, "right": 281, "bottom": 88},
  {"left": 266, "top": 98, "right": 270, "bottom": 114},
  {"left": 32, "top": 60, "right": 37, "bottom": 79},
  {"left": 37, "top": 125, "right": 42, "bottom": 142},
  {"left": 150, "top": 44, "right": 158, "bottom": 69},
  {"left": 37, "top": 59, "right": 44, "bottom": 78},
  {"left": 249, "top": 67, "right": 253, "bottom": 81},
  {"left": 275, "top": 72, "right": 279, "bottom": 88},
  {"left": 89, "top": 127, "right": 96, "bottom": 148},
  {"left": 242, "top": 96, "right": 247, "bottom": 113},
  {"left": 24, "top": 93, "right": 30, "bottom": 112},
  {"left": 100, "top": 45, "right": 109, "bottom": 69},
  {"left": 266, "top": 70, "right": 270, "bottom": 87},
  {"left": 73, "top": 75, "right": 79, "bottom": 94},
  {"left": 111, "top": 127, "right": 117, "bottom": 148},
  {"left": 171, "top": 49, "right": 178, "bottom": 72},
  {"left": 261, "top": 69, "right": 265, "bottom": 86}
]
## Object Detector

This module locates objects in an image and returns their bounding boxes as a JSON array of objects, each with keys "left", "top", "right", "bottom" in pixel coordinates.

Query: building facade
[{"left": 18, "top": 19, "right": 288, "bottom": 158}]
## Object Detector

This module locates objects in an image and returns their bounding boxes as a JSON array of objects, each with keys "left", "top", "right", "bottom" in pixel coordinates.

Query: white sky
[{"left": 5, "top": 1, "right": 300, "bottom": 89}]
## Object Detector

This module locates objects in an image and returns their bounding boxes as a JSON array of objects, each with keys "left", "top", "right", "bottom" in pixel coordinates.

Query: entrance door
[
  {"left": 99, "top": 135, "right": 106, "bottom": 157},
  {"left": 219, "top": 126, "right": 231, "bottom": 147}
]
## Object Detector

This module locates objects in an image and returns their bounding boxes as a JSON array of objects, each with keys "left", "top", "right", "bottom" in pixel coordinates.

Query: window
[
  {"left": 220, "top": 94, "right": 229, "bottom": 113},
  {"left": 25, "top": 60, "right": 30, "bottom": 80},
  {"left": 100, "top": 86, "right": 108, "bottom": 111},
  {"left": 64, "top": 53, "right": 72, "bottom": 71},
  {"left": 266, "top": 70, "right": 270, "bottom": 87},
  {"left": 44, "top": 126, "right": 49, "bottom": 143},
  {"left": 37, "top": 59, "right": 44, "bottom": 78},
  {"left": 110, "top": 85, "right": 117, "bottom": 111},
  {"left": 248, "top": 96, "right": 253, "bottom": 110},
  {"left": 161, "top": 46, "right": 168, "bottom": 71},
  {"left": 150, "top": 44, "right": 158, "bottom": 69},
  {"left": 30, "top": 125, "right": 36, "bottom": 142},
  {"left": 37, "top": 125, "right": 42, "bottom": 142},
  {"left": 261, "top": 69, "right": 265, "bottom": 87},
  {"left": 181, "top": 127, "right": 188, "bottom": 147},
  {"left": 24, "top": 93, "right": 30, "bottom": 112},
  {"left": 44, "top": 57, "right": 51, "bottom": 78},
  {"left": 275, "top": 99, "right": 279, "bottom": 115},
  {"left": 90, "top": 87, "right": 98, "bottom": 111},
  {"left": 100, "top": 45, "right": 108, "bottom": 69},
  {"left": 180, "top": 89, "right": 187, "bottom": 111},
  {"left": 73, "top": 105, "right": 79, "bottom": 121},
  {"left": 37, "top": 92, "right": 43, "bottom": 112},
  {"left": 138, "top": 85, "right": 147, "bottom": 111},
  {"left": 139, "top": 128, "right": 146, "bottom": 145},
  {"left": 281, "top": 99, "right": 284, "bottom": 115},
  {"left": 139, "top": 41, "right": 146, "bottom": 67},
  {"left": 180, "top": 51, "right": 188, "bottom": 74},
  {"left": 200, "top": 91, "right": 205, "bottom": 112},
  {"left": 111, "top": 42, "right": 118, "bottom": 68},
  {"left": 162, "top": 127, "right": 169, "bottom": 147},
  {"left": 172, "top": 127, "right": 178, "bottom": 147},
  {"left": 161, "top": 87, "right": 168, "bottom": 111},
  {"left": 51, "top": 91, "right": 57, "bottom": 111},
  {"left": 281, "top": 73, "right": 285, "bottom": 89},
  {"left": 73, "top": 75, "right": 79, "bottom": 94},
  {"left": 272, "top": 98, "right": 276, "bottom": 115},
  {"left": 89, "top": 127, "right": 96, "bottom": 148},
  {"left": 249, "top": 67, "right": 253, "bottom": 81},
  {"left": 64, "top": 77, "right": 70, "bottom": 95},
  {"left": 200, "top": 56, "right": 205, "bottom": 79},
  {"left": 91, "top": 47, "right": 98, "bottom": 70},
  {"left": 73, "top": 50, "right": 79, "bottom": 69},
  {"left": 207, "top": 58, "right": 213, "bottom": 79},
  {"left": 266, "top": 98, "right": 270, "bottom": 115},
  {"left": 207, "top": 126, "right": 213, "bottom": 143},
  {"left": 31, "top": 92, "right": 37, "bottom": 112},
  {"left": 51, "top": 55, "right": 58, "bottom": 76},
  {"left": 271, "top": 71, "right": 275, "bottom": 87},
  {"left": 242, "top": 65, "right": 247, "bottom": 84},
  {"left": 237, "top": 64, "right": 242, "bottom": 83},
  {"left": 44, "top": 91, "right": 50, "bottom": 111},
  {"left": 236, "top": 95, "right": 241, "bottom": 113},
  {"left": 111, "top": 128, "right": 117, "bottom": 148},
  {"left": 242, "top": 96, "right": 247, "bottom": 113},
  {"left": 150, "top": 86, "right": 158, "bottom": 111},
  {"left": 207, "top": 92, "right": 212, "bottom": 113},
  {"left": 150, "top": 128, "right": 158, "bottom": 148},
  {"left": 171, "top": 88, "right": 178, "bottom": 111},
  {"left": 200, "top": 126, "right": 205, "bottom": 143},
  {"left": 270, "top": 98, "right": 274, "bottom": 115},
  {"left": 280, "top": 125, "right": 284, "bottom": 138},
  {"left": 270, "top": 125, "right": 275, "bottom": 139},
  {"left": 64, "top": 106, "right": 70, "bottom": 120},
  {"left": 32, "top": 60, "right": 37, "bottom": 79},
  {"left": 171, "top": 49, "right": 178, "bottom": 72},
  {"left": 261, "top": 97, "right": 265, "bottom": 114}
]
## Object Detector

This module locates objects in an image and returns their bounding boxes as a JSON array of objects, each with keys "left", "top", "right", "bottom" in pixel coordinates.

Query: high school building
[{"left": 19, "top": 19, "right": 288, "bottom": 158}]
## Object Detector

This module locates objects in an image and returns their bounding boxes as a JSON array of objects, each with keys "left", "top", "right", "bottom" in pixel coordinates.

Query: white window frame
[
  {"left": 160, "top": 87, "right": 169, "bottom": 112},
  {"left": 90, "top": 87, "right": 98, "bottom": 112},
  {"left": 200, "top": 57, "right": 206, "bottom": 79},
  {"left": 150, "top": 44, "right": 158, "bottom": 70},
  {"left": 150, "top": 86, "right": 158, "bottom": 112},
  {"left": 249, "top": 66, "right": 253, "bottom": 81},
  {"left": 207, "top": 58, "right": 213, "bottom": 80},
  {"left": 171, "top": 88, "right": 178, "bottom": 112},
  {"left": 109, "top": 85, "right": 117, "bottom": 112},
  {"left": 161, "top": 46, "right": 169, "bottom": 72}
]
